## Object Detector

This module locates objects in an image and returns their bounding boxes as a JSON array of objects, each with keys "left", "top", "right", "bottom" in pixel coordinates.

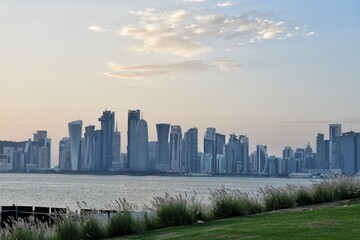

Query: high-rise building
[
  {"left": 282, "top": 147, "right": 294, "bottom": 160},
  {"left": 170, "top": 125, "right": 182, "bottom": 172},
  {"left": 239, "top": 135, "right": 249, "bottom": 174},
  {"left": 156, "top": 123, "right": 170, "bottom": 171},
  {"left": 148, "top": 141, "right": 158, "bottom": 171},
  {"left": 134, "top": 119, "right": 149, "bottom": 171},
  {"left": 341, "top": 131, "right": 360, "bottom": 175},
  {"left": 33, "top": 130, "right": 51, "bottom": 169},
  {"left": 84, "top": 125, "right": 95, "bottom": 170},
  {"left": 127, "top": 110, "right": 141, "bottom": 170},
  {"left": 304, "top": 143, "right": 315, "bottom": 169},
  {"left": 94, "top": 130, "right": 103, "bottom": 171},
  {"left": 256, "top": 145, "right": 267, "bottom": 174},
  {"left": 98, "top": 110, "right": 115, "bottom": 170},
  {"left": 214, "top": 133, "right": 225, "bottom": 173},
  {"left": 204, "top": 128, "right": 216, "bottom": 173},
  {"left": 329, "top": 124, "right": 342, "bottom": 140},
  {"left": 68, "top": 120, "right": 82, "bottom": 171},
  {"left": 113, "top": 123, "right": 121, "bottom": 164},
  {"left": 226, "top": 134, "right": 240, "bottom": 174},
  {"left": 182, "top": 127, "right": 198, "bottom": 173},
  {"left": 59, "top": 137, "right": 70, "bottom": 171},
  {"left": 316, "top": 133, "right": 325, "bottom": 169}
]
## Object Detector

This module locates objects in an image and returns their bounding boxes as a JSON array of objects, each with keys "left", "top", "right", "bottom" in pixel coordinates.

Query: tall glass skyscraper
[
  {"left": 170, "top": 125, "right": 182, "bottom": 172},
  {"left": 127, "top": 110, "right": 140, "bottom": 170},
  {"left": 156, "top": 123, "right": 170, "bottom": 171},
  {"left": 68, "top": 120, "right": 82, "bottom": 171},
  {"left": 84, "top": 125, "right": 95, "bottom": 170},
  {"left": 204, "top": 128, "right": 216, "bottom": 173},
  {"left": 98, "top": 110, "right": 115, "bottom": 170},
  {"left": 134, "top": 119, "right": 149, "bottom": 171},
  {"left": 239, "top": 135, "right": 249, "bottom": 174},
  {"left": 256, "top": 145, "right": 267, "bottom": 174},
  {"left": 183, "top": 127, "right": 198, "bottom": 173}
]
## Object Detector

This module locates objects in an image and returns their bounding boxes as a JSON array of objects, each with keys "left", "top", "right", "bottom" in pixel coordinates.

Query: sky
[{"left": 1, "top": 0, "right": 360, "bottom": 167}]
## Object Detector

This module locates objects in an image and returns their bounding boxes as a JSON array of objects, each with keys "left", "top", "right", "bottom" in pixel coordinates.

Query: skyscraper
[
  {"left": 127, "top": 110, "right": 140, "bottom": 170},
  {"left": 68, "top": 120, "right": 82, "bottom": 171},
  {"left": 329, "top": 124, "right": 342, "bottom": 170},
  {"left": 204, "top": 128, "right": 216, "bottom": 173},
  {"left": 170, "top": 125, "right": 182, "bottom": 172},
  {"left": 256, "top": 145, "right": 267, "bottom": 174},
  {"left": 239, "top": 135, "right": 249, "bottom": 174},
  {"left": 84, "top": 125, "right": 95, "bottom": 170},
  {"left": 316, "top": 133, "right": 325, "bottom": 169},
  {"left": 148, "top": 141, "right": 158, "bottom": 171},
  {"left": 214, "top": 133, "right": 225, "bottom": 173},
  {"left": 341, "top": 131, "right": 360, "bottom": 175},
  {"left": 33, "top": 130, "right": 51, "bottom": 169},
  {"left": 59, "top": 137, "right": 70, "bottom": 171},
  {"left": 113, "top": 123, "right": 121, "bottom": 163},
  {"left": 156, "top": 123, "right": 170, "bottom": 171},
  {"left": 183, "top": 127, "right": 198, "bottom": 173},
  {"left": 134, "top": 119, "right": 149, "bottom": 171},
  {"left": 329, "top": 124, "right": 342, "bottom": 140},
  {"left": 98, "top": 110, "right": 115, "bottom": 170}
]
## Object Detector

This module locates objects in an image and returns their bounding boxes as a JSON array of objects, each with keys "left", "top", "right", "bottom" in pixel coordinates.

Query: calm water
[{"left": 0, "top": 174, "right": 315, "bottom": 211}]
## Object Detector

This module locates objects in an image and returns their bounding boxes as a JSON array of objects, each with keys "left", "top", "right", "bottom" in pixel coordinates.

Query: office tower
[
  {"left": 59, "top": 137, "right": 70, "bottom": 171},
  {"left": 226, "top": 134, "right": 240, "bottom": 174},
  {"left": 156, "top": 123, "right": 171, "bottom": 171},
  {"left": 328, "top": 124, "right": 342, "bottom": 170},
  {"left": 239, "top": 135, "right": 249, "bottom": 174},
  {"left": 113, "top": 123, "right": 121, "bottom": 163},
  {"left": 304, "top": 143, "right": 315, "bottom": 169},
  {"left": 316, "top": 133, "right": 325, "bottom": 169},
  {"left": 94, "top": 130, "right": 103, "bottom": 171},
  {"left": 33, "top": 130, "right": 51, "bottom": 169},
  {"left": 294, "top": 148, "right": 305, "bottom": 172},
  {"left": 84, "top": 125, "right": 95, "bottom": 170},
  {"left": 127, "top": 110, "right": 141, "bottom": 169},
  {"left": 183, "top": 127, "right": 198, "bottom": 173},
  {"left": 282, "top": 147, "right": 294, "bottom": 160},
  {"left": 24, "top": 139, "right": 35, "bottom": 168},
  {"left": 148, "top": 141, "right": 158, "bottom": 171},
  {"left": 134, "top": 119, "right": 149, "bottom": 171},
  {"left": 98, "top": 110, "right": 115, "bottom": 170},
  {"left": 170, "top": 125, "right": 182, "bottom": 172},
  {"left": 204, "top": 128, "right": 216, "bottom": 173},
  {"left": 216, "top": 154, "right": 226, "bottom": 173},
  {"left": 256, "top": 145, "right": 267, "bottom": 174},
  {"left": 68, "top": 120, "right": 82, "bottom": 171},
  {"left": 329, "top": 124, "right": 342, "bottom": 140},
  {"left": 341, "top": 131, "right": 360, "bottom": 175},
  {"left": 214, "top": 133, "right": 225, "bottom": 173}
]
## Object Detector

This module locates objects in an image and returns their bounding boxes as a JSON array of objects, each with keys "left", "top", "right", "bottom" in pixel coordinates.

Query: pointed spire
[{"left": 115, "top": 121, "right": 119, "bottom": 132}]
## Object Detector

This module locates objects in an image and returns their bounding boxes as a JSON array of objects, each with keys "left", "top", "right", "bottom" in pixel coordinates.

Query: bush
[
  {"left": 210, "top": 188, "right": 263, "bottom": 219},
  {"left": 261, "top": 185, "right": 296, "bottom": 211},
  {"left": 106, "top": 212, "right": 142, "bottom": 237}
]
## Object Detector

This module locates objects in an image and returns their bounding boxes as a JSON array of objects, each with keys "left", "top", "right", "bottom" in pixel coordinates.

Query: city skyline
[{"left": 1, "top": 1, "right": 360, "bottom": 166}]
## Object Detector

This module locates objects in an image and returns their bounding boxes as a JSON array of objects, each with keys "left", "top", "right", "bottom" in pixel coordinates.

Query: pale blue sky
[{"left": 1, "top": 0, "right": 359, "bottom": 165}]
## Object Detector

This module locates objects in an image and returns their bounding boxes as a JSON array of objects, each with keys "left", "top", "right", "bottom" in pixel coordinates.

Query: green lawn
[{"left": 117, "top": 200, "right": 360, "bottom": 240}]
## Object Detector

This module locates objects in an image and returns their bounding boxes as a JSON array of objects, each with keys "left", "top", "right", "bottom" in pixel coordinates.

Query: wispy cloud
[
  {"left": 119, "top": 8, "right": 307, "bottom": 58},
  {"left": 104, "top": 60, "right": 240, "bottom": 79},
  {"left": 217, "top": 1, "right": 239, "bottom": 8},
  {"left": 88, "top": 25, "right": 107, "bottom": 32}
]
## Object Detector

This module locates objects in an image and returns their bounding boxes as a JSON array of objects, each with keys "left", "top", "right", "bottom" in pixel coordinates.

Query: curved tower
[
  {"left": 68, "top": 120, "right": 82, "bottom": 171},
  {"left": 127, "top": 110, "right": 140, "bottom": 169},
  {"left": 135, "top": 119, "right": 149, "bottom": 171},
  {"left": 156, "top": 123, "right": 170, "bottom": 171}
]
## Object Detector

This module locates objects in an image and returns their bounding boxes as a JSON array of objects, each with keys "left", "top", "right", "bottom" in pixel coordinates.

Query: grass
[{"left": 116, "top": 199, "right": 360, "bottom": 240}]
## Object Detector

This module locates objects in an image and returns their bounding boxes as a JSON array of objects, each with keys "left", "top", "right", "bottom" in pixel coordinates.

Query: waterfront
[{"left": 0, "top": 174, "right": 315, "bottom": 211}]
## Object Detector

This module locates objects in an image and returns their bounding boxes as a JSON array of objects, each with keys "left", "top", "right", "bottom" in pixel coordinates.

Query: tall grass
[
  {"left": 149, "top": 192, "right": 207, "bottom": 228},
  {"left": 210, "top": 187, "right": 264, "bottom": 219},
  {"left": 1, "top": 177, "right": 360, "bottom": 239},
  {"left": 260, "top": 185, "right": 296, "bottom": 211}
]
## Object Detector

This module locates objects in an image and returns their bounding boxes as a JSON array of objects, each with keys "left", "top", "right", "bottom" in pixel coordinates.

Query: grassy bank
[
  {"left": 118, "top": 199, "right": 360, "bottom": 240},
  {"left": 1, "top": 177, "right": 360, "bottom": 239}
]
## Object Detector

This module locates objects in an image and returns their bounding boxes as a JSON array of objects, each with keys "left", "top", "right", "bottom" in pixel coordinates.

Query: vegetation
[
  {"left": 119, "top": 199, "right": 360, "bottom": 240},
  {"left": 0, "top": 177, "right": 360, "bottom": 239}
]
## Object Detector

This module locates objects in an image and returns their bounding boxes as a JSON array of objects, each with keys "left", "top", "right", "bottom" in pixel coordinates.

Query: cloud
[
  {"left": 306, "top": 31, "right": 315, "bottom": 36},
  {"left": 119, "top": 8, "right": 297, "bottom": 58},
  {"left": 217, "top": 1, "right": 239, "bottom": 7},
  {"left": 104, "top": 60, "right": 240, "bottom": 79},
  {"left": 88, "top": 25, "right": 107, "bottom": 32}
]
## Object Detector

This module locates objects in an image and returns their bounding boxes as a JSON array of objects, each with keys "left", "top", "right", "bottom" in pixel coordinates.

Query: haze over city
[{"left": 1, "top": 0, "right": 359, "bottom": 167}]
